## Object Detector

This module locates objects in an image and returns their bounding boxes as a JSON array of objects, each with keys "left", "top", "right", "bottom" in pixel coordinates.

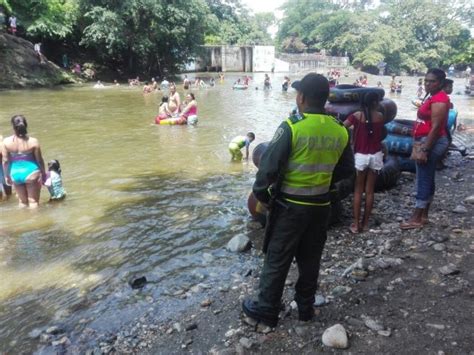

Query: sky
[
  {"left": 241, "top": 0, "right": 286, "bottom": 14},
  {"left": 241, "top": 0, "right": 286, "bottom": 37}
]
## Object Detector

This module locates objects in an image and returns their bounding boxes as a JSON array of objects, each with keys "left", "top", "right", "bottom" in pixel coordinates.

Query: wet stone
[
  {"left": 226, "top": 234, "right": 251, "bottom": 252},
  {"left": 40, "top": 333, "right": 52, "bottom": 344},
  {"left": 439, "top": 264, "right": 460, "bottom": 276},
  {"left": 172, "top": 322, "right": 182, "bottom": 332},
  {"left": 46, "top": 326, "right": 63, "bottom": 335},
  {"left": 351, "top": 269, "right": 368, "bottom": 281},
  {"left": 52, "top": 336, "right": 71, "bottom": 347},
  {"left": 185, "top": 322, "right": 198, "bottom": 331},
  {"left": 430, "top": 234, "right": 449, "bottom": 243},
  {"left": 452, "top": 205, "right": 468, "bottom": 214},
  {"left": 363, "top": 316, "right": 385, "bottom": 331},
  {"left": 378, "top": 330, "right": 392, "bottom": 337},
  {"left": 239, "top": 337, "right": 256, "bottom": 349},
  {"left": 129, "top": 276, "right": 147, "bottom": 289},
  {"left": 201, "top": 299, "right": 212, "bottom": 307},
  {"left": 331, "top": 286, "right": 352, "bottom": 297},
  {"left": 28, "top": 328, "right": 42, "bottom": 339},
  {"left": 346, "top": 317, "right": 365, "bottom": 327},
  {"left": 314, "top": 295, "right": 326, "bottom": 307},
  {"left": 322, "top": 324, "right": 348, "bottom": 349},
  {"left": 464, "top": 195, "right": 474, "bottom": 204},
  {"left": 433, "top": 243, "right": 446, "bottom": 252}
]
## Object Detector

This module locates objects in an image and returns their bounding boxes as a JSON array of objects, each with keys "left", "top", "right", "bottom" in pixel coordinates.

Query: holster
[{"left": 262, "top": 204, "right": 275, "bottom": 254}]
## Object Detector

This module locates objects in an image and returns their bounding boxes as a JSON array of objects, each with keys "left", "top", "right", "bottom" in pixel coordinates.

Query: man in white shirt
[
  {"left": 8, "top": 16, "right": 17, "bottom": 35},
  {"left": 34, "top": 43, "right": 44, "bottom": 63}
]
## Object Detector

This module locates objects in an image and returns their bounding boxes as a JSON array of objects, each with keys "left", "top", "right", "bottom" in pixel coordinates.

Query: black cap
[{"left": 291, "top": 73, "right": 329, "bottom": 103}]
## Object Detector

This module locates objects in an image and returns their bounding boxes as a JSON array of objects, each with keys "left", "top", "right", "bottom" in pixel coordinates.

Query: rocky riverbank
[
  {"left": 0, "top": 33, "right": 75, "bottom": 90},
  {"left": 36, "top": 150, "right": 473, "bottom": 354}
]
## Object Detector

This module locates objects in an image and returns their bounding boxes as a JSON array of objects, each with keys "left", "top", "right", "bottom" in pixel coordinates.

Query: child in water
[
  {"left": 44, "top": 160, "right": 66, "bottom": 201},
  {"left": 155, "top": 96, "right": 171, "bottom": 123},
  {"left": 344, "top": 92, "right": 385, "bottom": 233},
  {"left": 416, "top": 78, "right": 423, "bottom": 98},
  {"left": 229, "top": 132, "right": 255, "bottom": 161}
]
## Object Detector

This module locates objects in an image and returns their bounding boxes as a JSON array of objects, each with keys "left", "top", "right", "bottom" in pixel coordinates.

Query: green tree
[
  {"left": 79, "top": 0, "right": 209, "bottom": 75},
  {"left": 8, "top": 0, "right": 78, "bottom": 39},
  {"left": 277, "top": 0, "right": 472, "bottom": 72},
  {"left": 203, "top": 0, "right": 274, "bottom": 45}
]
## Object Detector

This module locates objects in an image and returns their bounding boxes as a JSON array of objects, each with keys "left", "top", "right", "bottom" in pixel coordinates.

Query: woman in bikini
[{"left": 2, "top": 115, "right": 46, "bottom": 208}]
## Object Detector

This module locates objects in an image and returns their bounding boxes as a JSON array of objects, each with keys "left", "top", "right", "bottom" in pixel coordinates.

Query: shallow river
[{"left": 0, "top": 72, "right": 472, "bottom": 352}]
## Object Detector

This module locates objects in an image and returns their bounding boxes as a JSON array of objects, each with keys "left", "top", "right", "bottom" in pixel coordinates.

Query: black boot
[
  {"left": 242, "top": 298, "right": 279, "bottom": 327},
  {"left": 297, "top": 303, "right": 315, "bottom": 321}
]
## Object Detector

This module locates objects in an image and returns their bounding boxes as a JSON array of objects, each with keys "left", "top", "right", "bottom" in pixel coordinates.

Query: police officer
[{"left": 242, "top": 73, "right": 351, "bottom": 327}]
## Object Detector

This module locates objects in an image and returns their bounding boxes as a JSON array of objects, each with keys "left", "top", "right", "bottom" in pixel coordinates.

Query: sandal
[
  {"left": 349, "top": 223, "right": 360, "bottom": 234},
  {"left": 399, "top": 221, "right": 424, "bottom": 230}
]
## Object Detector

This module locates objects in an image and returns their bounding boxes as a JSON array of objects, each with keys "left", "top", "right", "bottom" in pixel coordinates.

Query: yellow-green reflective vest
[{"left": 281, "top": 113, "right": 348, "bottom": 198}]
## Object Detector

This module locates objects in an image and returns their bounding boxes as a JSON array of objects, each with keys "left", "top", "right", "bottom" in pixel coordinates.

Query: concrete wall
[
  {"left": 185, "top": 45, "right": 267, "bottom": 73},
  {"left": 222, "top": 46, "right": 243, "bottom": 72},
  {"left": 278, "top": 53, "right": 349, "bottom": 74},
  {"left": 252, "top": 46, "right": 275, "bottom": 72},
  {"left": 274, "top": 58, "right": 290, "bottom": 73}
]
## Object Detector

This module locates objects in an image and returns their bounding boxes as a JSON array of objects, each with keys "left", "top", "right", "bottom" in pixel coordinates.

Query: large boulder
[{"left": 0, "top": 33, "right": 75, "bottom": 89}]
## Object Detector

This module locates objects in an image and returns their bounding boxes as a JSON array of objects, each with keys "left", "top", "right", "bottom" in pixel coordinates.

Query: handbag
[{"left": 410, "top": 141, "right": 425, "bottom": 160}]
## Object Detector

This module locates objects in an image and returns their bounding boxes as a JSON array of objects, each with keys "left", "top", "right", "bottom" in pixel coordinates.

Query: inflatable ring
[
  {"left": 394, "top": 155, "right": 416, "bottom": 173},
  {"left": 374, "top": 155, "right": 401, "bottom": 192},
  {"left": 252, "top": 142, "right": 269, "bottom": 168},
  {"left": 385, "top": 121, "right": 413, "bottom": 136},
  {"left": 325, "top": 98, "right": 396, "bottom": 124},
  {"left": 233, "top": 84, "right": 248, "bottom": 90},
  {"left": 247, "top": 192, "right": 267, "bottom": 226},
  {"left": 328, "top": 85, "right": 385, "bottom": 103},
  {"left": 383, "top": 134, "right": 413, "bottom": 155},
  {"left": 157, "top": 117, "right": 187, "bottom": 125},
  {"left": 387, "top": 109, "right": 457, "bottom": 136}
]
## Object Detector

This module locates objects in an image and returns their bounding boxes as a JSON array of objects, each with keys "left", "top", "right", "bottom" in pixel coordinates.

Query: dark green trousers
[{"left": 258, "top": 201, "right": 330, "bottom": 312}]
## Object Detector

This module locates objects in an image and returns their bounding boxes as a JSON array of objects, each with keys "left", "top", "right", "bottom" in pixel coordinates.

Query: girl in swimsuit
[{"left": 2, "top": 115, "right": 46, "bottom": 208}]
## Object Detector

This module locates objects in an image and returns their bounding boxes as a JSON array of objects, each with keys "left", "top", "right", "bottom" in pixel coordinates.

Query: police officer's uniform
[{"left": 244, "top": 79, "right": 351, "bottom": 326}]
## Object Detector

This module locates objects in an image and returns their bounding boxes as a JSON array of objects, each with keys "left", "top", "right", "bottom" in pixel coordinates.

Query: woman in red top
[
  {"left": 400, "top": 69, "right": 450, "bottom": 229},
  {"left": 344, "top": 92, "right": 385, "bottom": 233}
]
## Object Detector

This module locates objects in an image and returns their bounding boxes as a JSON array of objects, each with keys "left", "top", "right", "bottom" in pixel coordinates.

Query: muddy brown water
[{"left": 0, "top": 72, "right": 472, "bottom": 352}]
